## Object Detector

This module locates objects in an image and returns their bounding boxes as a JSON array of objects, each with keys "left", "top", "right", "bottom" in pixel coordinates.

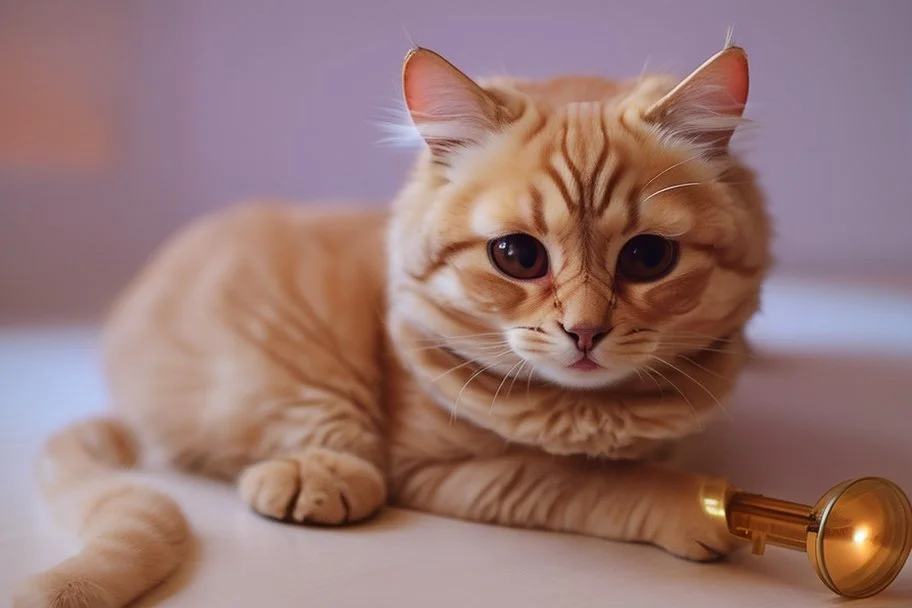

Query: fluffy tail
[{"left": 14, "top": 417, "right": 191, "bottom": 608}]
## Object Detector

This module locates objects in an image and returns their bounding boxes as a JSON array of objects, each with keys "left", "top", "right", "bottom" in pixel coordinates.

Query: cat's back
[
  {"left": 102, "top": 203, "right": 390, "bottom": 469},
  {"left": 106, "top": 203, "right": 389, "bottom": 329}
]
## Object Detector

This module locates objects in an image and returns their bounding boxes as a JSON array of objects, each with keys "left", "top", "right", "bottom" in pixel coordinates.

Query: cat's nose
[{"left": 559, "top": 323, "right": 610, "bottom": 351}]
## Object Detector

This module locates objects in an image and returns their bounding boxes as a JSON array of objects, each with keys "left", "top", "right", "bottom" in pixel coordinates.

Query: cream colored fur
[{"left": 16, "top": 45, "right": 770, "bottom": 607}]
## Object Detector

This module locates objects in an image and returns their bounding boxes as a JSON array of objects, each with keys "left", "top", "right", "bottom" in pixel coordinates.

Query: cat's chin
[{"left": 536, "top": 365, "right": 635, "bottom": 390}]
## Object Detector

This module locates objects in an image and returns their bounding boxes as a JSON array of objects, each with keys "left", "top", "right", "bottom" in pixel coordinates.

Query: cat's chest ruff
[{"left": 391, "top": 349, "right": 680, "bottom": 461}]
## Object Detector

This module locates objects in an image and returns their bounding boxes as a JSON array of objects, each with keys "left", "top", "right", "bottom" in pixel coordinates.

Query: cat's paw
[
  {"left": 238, "top": 447, "right": 386, "bottom": 525},
  {"left": 655, "top": 517, "right": 746, "bottom": 562},
  {"left": 653, "top": 477, "right": 748, "bottom": 562}
]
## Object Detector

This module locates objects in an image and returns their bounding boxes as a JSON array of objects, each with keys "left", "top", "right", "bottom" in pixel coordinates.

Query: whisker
[
  {"left": 525, "top": 364, "right": 537, "bottom": 402},
  {"left": 679, "top": 354, "right": 729, "bottom": 380},
  {"left": 644, "top": 363, "right": 703, "bottom": 431},
  {"left": 656, "top": 339, "right": 738, "bottom": 348},
  {"left": 655, "top": 341, "right": 752, "bottom": 357},
  {"left": 428, "top": 358, "right": 480, "bottom": 384},
  {"left": 505, "top": 360, "right": 527, "bottom": 398},
  {"left": 429, "top": 349, "right": 511, "bottom": 384},
  {"left": 639, "top": 365, "right": 666, "bottom": 393},
  {"left": 452, "top": 355, "right": 510, "bottom": 422},
  {"left": 636, "top": 55, "right": 652, "bottom": 85},
  {"left": 490, "top": 359, "right": 525, "bottom": 413},
  {"left": 657, "top": 348, "right": 753, "bottom": 361},
  {"left": 614, "top": 338, "right": 655, "bottom": 347},
  {"left": 664, "top": 330, "right": 735, "bottom": 343},
  {"left": 651, "top": 356, "right": 732, "bottom": 422},
  {"left": 641, "top": 182, "right": 702, "bottom": 204},
  {"left": 406, "top": 341, "right": 509, "bottom": 355},
  {"left": 432, "top": 331, "right": 507, "bottom": 339},
  {"left": 641, "top": 154, "right": 703, "bottom": 191},
  {"left": 610, "top": 350, "right": 657, "bottom": 359},
  {"left": 414, "top": 332, "right": 507, "bottom": 345}
]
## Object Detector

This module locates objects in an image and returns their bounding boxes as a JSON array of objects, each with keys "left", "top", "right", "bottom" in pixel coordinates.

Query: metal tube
[{"left": 726, "top": 493, "right": 813, "bottom": 553}]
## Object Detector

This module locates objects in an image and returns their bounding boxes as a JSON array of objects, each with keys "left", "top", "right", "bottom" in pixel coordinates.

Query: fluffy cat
[{"left": 16, "top": 42, "right": 770, "bottom": 607}]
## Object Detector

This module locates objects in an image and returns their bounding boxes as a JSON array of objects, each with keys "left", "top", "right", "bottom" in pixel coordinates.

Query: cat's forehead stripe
[
  {"left": 529, "top": 186, "right": 548, "bottom": 235},
  {"left": 543, "top": 161, "right": 576, "bottom": 213},
  {"left": 533, "top": 108, "right": 639, "bottom": 231}
]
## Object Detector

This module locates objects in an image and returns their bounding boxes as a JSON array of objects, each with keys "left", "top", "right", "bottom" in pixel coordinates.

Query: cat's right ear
[
  {"left": 402, "top": 47, "right": 505, "bottom": 157},
  {"left": 642, "top": 45, "right": 749, "bottom": 155}
]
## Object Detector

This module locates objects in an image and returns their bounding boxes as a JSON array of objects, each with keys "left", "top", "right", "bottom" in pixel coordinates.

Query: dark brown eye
[
  {"left": 617, "top": 234, "right": 679, "bottom": 282},
  {"left": 488, "top": 233, "right": 549, "bottom": 280}
]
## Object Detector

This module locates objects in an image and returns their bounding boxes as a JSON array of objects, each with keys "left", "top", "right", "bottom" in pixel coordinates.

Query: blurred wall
[{"left": 1, "top": 0, "right": 910, "bottom": 322}]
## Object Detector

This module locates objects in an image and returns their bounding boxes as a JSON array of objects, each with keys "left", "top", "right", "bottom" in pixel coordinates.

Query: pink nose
[{"left": 560, "top": 324, "right": 610, "bottom": 351}]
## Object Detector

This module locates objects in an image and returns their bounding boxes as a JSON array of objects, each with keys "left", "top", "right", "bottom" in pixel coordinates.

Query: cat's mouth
[{"left": 568, "top": 355, "right": 601, "bottom": 372}]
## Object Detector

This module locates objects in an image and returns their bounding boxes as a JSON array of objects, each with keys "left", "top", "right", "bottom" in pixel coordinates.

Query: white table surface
[{"left": 2, "top": 275, "right": 911, "bottom": 607}]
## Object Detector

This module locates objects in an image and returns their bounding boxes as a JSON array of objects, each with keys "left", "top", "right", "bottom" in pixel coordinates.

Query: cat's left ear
[
  {"left": 402, "top": 47, "right": 506, "bottom": 157},
  {"left": 643, "top": 46, "right": 749, "bottom": 155}
]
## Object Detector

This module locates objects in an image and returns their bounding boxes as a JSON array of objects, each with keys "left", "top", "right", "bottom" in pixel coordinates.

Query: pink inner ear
[
  {"left": 402, "top": 49, "right": 486, "bottom": 121},
  {"left": 713, "top": 50, "right": 749, "bottom": 114},
  {"left": 403, "top": 57, "right": 437, "bottom": 115},
  {"left": 645, "top": 46, "right": 751, "bottom": 127},
  {"left": 401, "top": 48, "right": 499, "bottom": 149},
  {"left": 643, "top": 47, "right": 751, "bottom": 154}
]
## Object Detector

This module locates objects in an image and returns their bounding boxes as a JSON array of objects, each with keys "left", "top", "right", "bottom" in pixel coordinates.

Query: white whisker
[
  {"left": 641, "top": 182, "right": 703, "bottom": 204},
  {"left": 406, "top": 341, "right": 508, "bottom": 355},
  {"left": 644, "top": 363, "right": 703, "bottom": 431},
  {"left": 665, "top": 330, "right": 735, "bottom": 343},
  {"left": 505, "top": 360, "right": 527, "bottom": 398},
  {"left": 651, "top": 355, "right": 731, "bottom": 422},
  {"left": 637, "top": 55, "right": 652, "bottom": 85},
  {"left": 656, "top": 342, "right": 752, "bottom": 358},
  {"left": 641, "top": 154, "right": 702, "bottom": 191},
  {"left": 639, "top": 365, "right": 666, "bottom": 392},
  {"left": 525, "top": 364, "right": 537, "bottom": 402},
  {"left": 490, "top": 359, "right": 525, "bottom": 414},
  {"left": 415, "top": 331, "right": 506, "bottom": 344},
  {"left": 452, "top": 355, "right": 509, "bottom": 422},
  {"left": 401, "top": 24, "right": 418, "bottom": 49},
  {"left": 679, "top": 354, "right": 729, "bottom": 380},
  {"left": 429, "top": 349, "right": 511, "bottom": 384}
]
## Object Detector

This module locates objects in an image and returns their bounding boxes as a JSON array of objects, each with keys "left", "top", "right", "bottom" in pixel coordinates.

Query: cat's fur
[{"left": 16, "top": 44, "right": 770, "bottom": 607}]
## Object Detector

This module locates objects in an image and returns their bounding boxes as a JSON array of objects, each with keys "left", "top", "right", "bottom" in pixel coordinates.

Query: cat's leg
[
  {"left": 393, "top": 453, "right": 743, "bottom": 561},
  {"left": 97, "top": 206, "right": 393, "bottom": 527}
]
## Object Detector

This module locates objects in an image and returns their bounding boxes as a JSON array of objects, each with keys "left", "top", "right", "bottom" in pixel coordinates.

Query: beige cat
[{"left": 16, "top": 42, "right": 770, "bottom": 607}]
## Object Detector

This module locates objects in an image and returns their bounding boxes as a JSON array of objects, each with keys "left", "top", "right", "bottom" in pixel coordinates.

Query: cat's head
[{"left": 388, "top": 45, "right": 770, "bottom": 392}]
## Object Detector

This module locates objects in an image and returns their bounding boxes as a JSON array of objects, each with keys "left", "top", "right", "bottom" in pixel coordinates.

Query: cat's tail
[{"left": 14, "top": 417, "right": 191, "bottom": 608}]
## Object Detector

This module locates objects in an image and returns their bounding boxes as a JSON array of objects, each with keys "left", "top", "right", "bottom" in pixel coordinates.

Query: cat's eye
[
  {"left": 488, "top": 233, "right": 549, "bottom": 280},
  {"left": 617, "top": 234, "right": 679, "bottom": 282}
]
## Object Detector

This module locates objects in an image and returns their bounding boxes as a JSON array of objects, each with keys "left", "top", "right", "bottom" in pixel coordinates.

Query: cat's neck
[{"left": 387, "top": 309, "right": 748, "bottom": 460}]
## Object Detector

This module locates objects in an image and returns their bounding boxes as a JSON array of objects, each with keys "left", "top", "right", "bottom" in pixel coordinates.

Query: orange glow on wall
[{"left": 0, "top": 3, "right": 124, "bottom": 171}]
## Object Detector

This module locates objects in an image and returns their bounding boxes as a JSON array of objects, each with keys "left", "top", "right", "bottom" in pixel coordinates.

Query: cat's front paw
[
  {"left": 238, "top": 447, "right": 386, "bottom": 525},
  {"left": 653, "top": 477, "right": 748, "bottom": 562}
]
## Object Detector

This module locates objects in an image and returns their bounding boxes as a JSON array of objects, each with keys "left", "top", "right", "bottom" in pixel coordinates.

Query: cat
[{"left": 16, "top": 42, "right": 771, "bottom": 607}]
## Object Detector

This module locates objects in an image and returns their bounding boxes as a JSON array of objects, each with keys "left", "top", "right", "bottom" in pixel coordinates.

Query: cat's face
[{"left": 390, "top": 47, "right": 770, "bottom": 392}]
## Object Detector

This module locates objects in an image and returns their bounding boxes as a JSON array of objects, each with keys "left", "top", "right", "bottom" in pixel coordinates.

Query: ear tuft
[
  {"left": 643, "top": 46, "right": 750, "bottom": 155},
  {"left": 402, "top": 48, "right": 504, "bottom": 156}
]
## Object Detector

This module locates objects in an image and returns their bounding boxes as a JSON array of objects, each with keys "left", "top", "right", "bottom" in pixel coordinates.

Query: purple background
[{"left": 1, "top": 0, "right": 910, "bottom": 321}]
